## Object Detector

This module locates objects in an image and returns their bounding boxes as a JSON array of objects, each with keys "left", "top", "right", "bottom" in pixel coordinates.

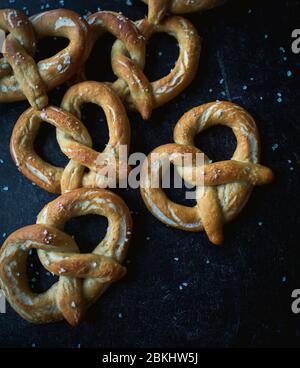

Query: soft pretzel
[
  {"left": 0, "top": 8, "right": 48, "bottom": 109},
  {"left": 10, "top": 82, "right": 131, "bottom": 193},
  {"left": 87, "top": 11, "right": 152, "bottom": 120},
  {"left": 0, "top": 188, "right": 132, "bottom": 325},
  {"left": 142, "top": 0, "right": 226, "bottom": 23},
  {"left": 86, "top": 11, "right": 200, "bottom": 119},
  {"left": 140, "top": 101, "right": 274, "bottom": 245},
  {"left": 60, "top": 81, "right": 131, "bottom": 192},
  {"left": 0, "top": 9, "right": 89, "bottom": 109}
]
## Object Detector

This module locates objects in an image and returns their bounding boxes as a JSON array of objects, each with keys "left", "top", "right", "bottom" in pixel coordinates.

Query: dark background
[{"left": 0, "top": 0, "right": 299, "bottom": 348}]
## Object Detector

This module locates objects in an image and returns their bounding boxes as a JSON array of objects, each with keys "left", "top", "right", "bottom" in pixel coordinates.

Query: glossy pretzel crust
[
  {"left": 140, "top": 101, "right": 274, "bottom": 245},
  {"left": 0, "top": 188, "right": 132, "bottom": 325},
  {"left": 0, "top": 9, "right": 90, "bottom": 108}
]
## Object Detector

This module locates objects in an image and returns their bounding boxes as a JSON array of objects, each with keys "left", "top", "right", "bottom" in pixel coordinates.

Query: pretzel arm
[
  {"left": 56, "top": 276, "right": 83, "bottom": 326},
  {"left": 196, "top": 186, "right": 224, "bottom": 245},
  {"left": 111, "top": 53, "right": 153, "bottom": 120},
  {"left": 183, "top": 161, "right": 274, "bottom": 186},
  {"left": 42, "top": 252, "right": 126, "bottom": 281}
]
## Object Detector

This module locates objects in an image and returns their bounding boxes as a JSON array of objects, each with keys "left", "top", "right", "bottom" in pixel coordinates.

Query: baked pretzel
[
  {"left": 0, "top": 9, "right": 89, "bottom": 109},
  {"left": 86, "top": 11, "right": 152, "bottom": 120},
  {"left": 60, "top": 81, "right": 131, "bottom": 192},
  {"left": 142, "top": 0, "right": 226, "bottom": 23},
  {"left": 140, "top": 101, "right": 274, "bottom": 245},
  {"left": 86, "top": 11, "right": 200, "bottom": 119},
  {"left": 10, "top": 82, "right": 131, "bottom": 193},
  {"left": 0, "top": 188, "right": 132, "bottom": 325}
]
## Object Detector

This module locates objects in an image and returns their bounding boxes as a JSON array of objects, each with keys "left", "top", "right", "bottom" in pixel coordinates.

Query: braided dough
[
  {"left": 0, "top": 9, "right": 89, "bottom": 109},
  {"left": 0, "top": 188, "right": 132, "bottom": 325},
  {"left": 140, "top": 101, "right": 274, "bottom": 244},
  {"left": 10, "top": 82, "right": 131, "bottom": 193}
]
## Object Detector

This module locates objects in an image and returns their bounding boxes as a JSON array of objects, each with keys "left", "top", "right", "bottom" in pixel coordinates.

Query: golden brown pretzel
[
  {"left": 87, "top": 11, "right": 152, "bottom": 120},
  {"left": 140, "top": 101, "right": 274, "bottom": 245},
  {"left": 60, "top": 81, "right": 131, "bottom": 192},
  {"left": 86, "top": 11, "right": 200, "bottom": 119},
  {"left": 0, "top": 188, "right": 132, "bottom": 325},
  {"left": 10, "top": 82, "right": 131, "bottom": 193},
  {"left": 143, "top": 0, "right": 226, "bottom": 23},
  {"left": 0, "top": 9, "right": 89, "bottom": 109},
  {"left": 0, "top": 8, "right": 48, "bottom": 109}
]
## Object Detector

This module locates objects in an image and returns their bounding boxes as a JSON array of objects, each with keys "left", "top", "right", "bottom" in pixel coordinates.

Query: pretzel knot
[
  {"left": 85, "top": 11, "right": 200, "bottom": 120},
  {"left": 10, "top": 81, "right": 131, "bottom": 193},
  {"left": 140, "top": 101, "right": 274, "bottom": 245},
  {"left": 0, "top": 188, "right": 132, "bottom": 325},
  {"left": 142, "top": 0, "right": 226, "bottom": 24},
  {"left": 0, "top": 9, "right": 89, "bottom": 109}
]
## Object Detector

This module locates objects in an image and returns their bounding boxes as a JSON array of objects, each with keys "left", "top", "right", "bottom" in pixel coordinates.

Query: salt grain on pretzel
[
  {"left": 0, "top": 188, "right": 132, "bottom": 325},
  {"left": 140, "top": 101, "right": 274, "bottom": 245}
]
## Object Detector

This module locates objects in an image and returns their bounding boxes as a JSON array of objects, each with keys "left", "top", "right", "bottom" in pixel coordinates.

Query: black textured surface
[{"left": 0, "top": 0, "right": 300, "bottom": 348}]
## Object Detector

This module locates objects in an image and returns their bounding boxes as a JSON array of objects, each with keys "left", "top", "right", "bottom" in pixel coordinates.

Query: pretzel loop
[
  {"left": 0, "top": 188, "right": 132, "bottom": 325},
  {"left": 140, "top": 102, "right": 274, "bottom": 245},
  {"left": 0, "top": 9, "right": 89, "bottom": 108},
  {"left": 133, "top": 16, "right": 201, "bottom": 109},
  {"left": 10, "top": 105, "right": 91, "bottom": 193}
]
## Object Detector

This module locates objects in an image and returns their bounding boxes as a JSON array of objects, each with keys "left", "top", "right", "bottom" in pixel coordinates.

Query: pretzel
[
  {"left": 60, "top": 81, "right": 131, "bottom": 192},
  {"left": 0, "top": 188, "right": 132, "bottom": 325},
  {"left": 0, "top": 9, "right": 89, "bottom": 109},
  {"left": 142, "top": 0, "right": 226, "bottom": 23},
  {"left": 140, "top": 101, "right": 274, "bottom": 245},
  {"left": 10, "top": 81, "right": 131, "bottom": 193},
  {"left": 86, "top": 11, "right": 200, "bottom": 119},
  {"left": 86, "top": 11, "right": 152, "bottom": 120}
]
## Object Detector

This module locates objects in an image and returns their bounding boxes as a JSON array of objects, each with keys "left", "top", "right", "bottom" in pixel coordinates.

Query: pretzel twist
[
  {"left": 0, "top": 188, "right": 132, "bottom": 325},
  {"left": 10, "top": 81, "right": 131, "bottom": 193},
  {"left": 0, "top": 9, "right": 90, "bottom": 109},
  {"left": 140, "top": 101, "right": 274, "bottom": 245}
]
